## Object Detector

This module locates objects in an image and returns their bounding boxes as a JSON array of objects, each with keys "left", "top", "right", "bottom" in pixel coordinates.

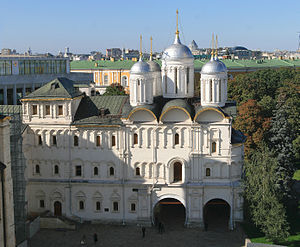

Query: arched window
[
  {"left": 173, "top": 162, "right": 182, "bottom": 182},
  {"left": 52, "top": 135, "right": 57, "bottom": 146},
  {"left": 133, "top": 133, "right": 138, "bottom": 145},
  {"left": 96, "top": 135, "right": 101, "bottom": 147},
  {"left": 186, "top": 67, "right": 189, "bottom": 94},
  {"left": 109, "top": 167, "right": 115, "bottom": 176},
  {"left": 74, "top": 136, "right": 79, "bottom": 146},
  {"left": 135, "top": 167, "right": 140, "bottom": 176},
  {"left": 174, "top": 133, "right": 179, "bottom": 145},
  {"left": 94, "top": 167, "right": 99, "bottom": 176},
  {"left": 54, "top": 165, "right": 59, "bottom": 174},
  {"left": 35, "top": 164, "right": 40, "bottom": 174},
  {"left": 113, "top": 201, "right": 119, "bottom": 212},
  {"left": 121, "top": 76, "right": 128, "bottom": 87},
  {"left": 96, "top": 201, "right": 101, "bottom": 211},
  {"left": 211, "top": 141, "right": 216, "bottom": 153},
  {"left": 38, "top": 135, "right": 42, "bottom": 145},
  {"left": 206, "top": 168, "right": 211, "bottom": 177},
  {"left": 111, "top": 135, "right": 116, "bottom": 147},
  {"left": 131, "top": 203, "right": 136, "bottom": 212},
  {"left": 79, "top": 200, "right": 84, "bottom": 210}
]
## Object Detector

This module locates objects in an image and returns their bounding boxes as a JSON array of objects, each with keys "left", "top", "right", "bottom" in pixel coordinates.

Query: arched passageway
[
  {"left": 153, "top": 198, "right": 186, "bottom": 229},
  {"left": 203, "top": 199, "right": 230, "bottom": 231}
]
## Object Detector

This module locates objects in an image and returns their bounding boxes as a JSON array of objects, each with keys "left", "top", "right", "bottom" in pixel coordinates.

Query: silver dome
[
  {"left": 201, "top": 58, "right": 227, "bottom": 74},
  {"left": 162, "top": 35, "right": 193, "bottom": 60},
  {"left": 130, "top": 60, "right": 150, "bottom": 74},
  {"left": 147, "top": 60, "right": 161, "bottom": 72}
]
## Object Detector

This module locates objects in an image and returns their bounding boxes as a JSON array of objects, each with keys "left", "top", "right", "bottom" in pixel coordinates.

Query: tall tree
[
  {"left": 243, "top": 146, "right": 290, "bottom": 242},
  {"left": 103, "top": 83, "right": 126, "bottom": 96},
  {"left": 269, "top": 103, "right": 296, "bottom": 200}
]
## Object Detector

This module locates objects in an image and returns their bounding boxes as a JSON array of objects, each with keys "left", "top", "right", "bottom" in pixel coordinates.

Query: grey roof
[
  {"left": 231, "top": 128, "right": 246, "bottom": 144},
  {"left": 162, "top": 35, "right": 193, "bottom": 60},
  {"left": 201, "top": 59, "right": 227, "bottom": 74},
  {"left": 73, "top": 95, "right": 128, "bottom": 125},
  {"left": 161, "top": 99, "right": 193, "bottom": 119},
  {"left": 23, "top": 77, "right": 83, "bottom": 100},
  {"left": 147, "top": 60, "right": 161, "bottom": 72},
  {"left": 130, "top": 60, "right": 150, "bottom": 74}
]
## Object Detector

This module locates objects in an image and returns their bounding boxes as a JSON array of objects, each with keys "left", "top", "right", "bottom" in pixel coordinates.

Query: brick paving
[{"left": 28, "top": 223, "right": 246, "bottom": 247}]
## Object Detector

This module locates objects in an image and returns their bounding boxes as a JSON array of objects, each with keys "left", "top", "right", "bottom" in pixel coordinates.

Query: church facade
[{"left": 22, "top": 19, "right": 245, "bottom": 229}]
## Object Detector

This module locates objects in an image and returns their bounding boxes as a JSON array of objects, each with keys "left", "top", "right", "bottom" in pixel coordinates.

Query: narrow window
[
  {"left": 164, "top": 73, "right": 168, "bottom": 94},
  {"left": 54, "top": 165, "right": 59, "bottom": 174},
  {"left": 104, "top": 75, "right": 108, "bottom": 85},
  {"left": 209, "top": 80, "right": 212, "bottom": 102},
  {"left": 58, "top": 105, "right": 63, "bottom": 115},
  {"left": 113, "top": 201, "right": 119, "bottom": 212},
  {"left": 175, "top": 133, "right": 179, "bottom": 145},
  {"left": 131, "top": 203, "right": 136, "bottom": 212},
  {"left": 133, "top": 133, "right": 138, "bottom": 145},
  {"left": 35, "top": 164, "right": 40, "bottom": 174},
  {"left": 186, "top": 67, "right": 189, "bottom": 94},
  {"left": 52, "top": 135, "right": 57, "bottom": 146},
  {"left": 111, "top": 135, "right": 116, "bottom": 147},
  {"left": 40, "top": 199, "right": 45, "bottom": 208},
  {"left": 94, "top": 167, "right": 99, "bottom": 176},
  {"left": 218, "top": 80, "right": 221, "bottom": 102},
  {"left": 174, "top": 68, "right": 178, "bottom": 94},
  {"left": 75, "top": 165, "right": 82, "bottom": 176},
  {"left": 38, "top": 135, "right": 42, "bottom": 145},
  {"left": 206, "top": 168, "right": 211, "bottom": 177},
  {"left": 212, "top": 141, "right": 216, "bottom": 153},
  {"left": 74, "top": 136, "right": 79, "bottom": 146},
  {"left": 79, "top": 200, "right": 84, "bottom": 210},
  {"left": 109, "top": 167, "right": 114, "bottom": 176},
  {"left": 96, "top": 201, "right": 101, "bottom": 211},
  {"left": 135, "top": 167, "right": 140, "bottom": 176},
  {"left": 45, "top": 105, "right": 50, "bottom": 115},
  {"left": 96, "top": 135, "right": 101, "bottom": 147},
  {"left": 32, "top": 105, "right": 37, "bottom": 115}
]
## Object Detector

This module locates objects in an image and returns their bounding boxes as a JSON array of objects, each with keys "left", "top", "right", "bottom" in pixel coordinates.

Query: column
[
  {"left": 13, "top": 84, "right": 17, "bottom": 105},
  {"left": 32, "top": 83, "right": 35, "bottom": 91},
  {"left": 4, "top": 85, "right": 8, "bottom": 105}
]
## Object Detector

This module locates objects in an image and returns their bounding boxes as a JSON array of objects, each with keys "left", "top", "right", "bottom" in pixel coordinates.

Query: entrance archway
[
  {"left": 173, "top": 162, "right": 182, "bottom": 182},
  {"left": 153, "top": 198, "right": 186, "bottom": 229},
  {"left": 203, "top": 199, "right": 230, "bottom": 230},
  {"left": 54, "top": 201, "right": 62, "bottom": 216}
]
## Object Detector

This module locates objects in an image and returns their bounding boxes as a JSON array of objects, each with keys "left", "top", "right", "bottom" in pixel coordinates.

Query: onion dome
[
  {"left": 162, "top": 35, "right": 193, "bottom": 60},
  {"left": 201, "top": 57, "right": 227, "bottom": 75},
  {"left": 130, "top": 59, "right": 150, "bottom": 74},
  {"left": 147, "top": 60, "right": 161, "bottom": 72}
]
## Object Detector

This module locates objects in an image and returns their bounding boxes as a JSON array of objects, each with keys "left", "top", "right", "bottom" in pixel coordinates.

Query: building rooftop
[{"left": 71, "top": 59, "right": 300, "bottom": 71}]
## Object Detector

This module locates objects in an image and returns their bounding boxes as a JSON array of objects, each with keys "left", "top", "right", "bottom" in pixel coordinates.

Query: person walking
[
  {"left": 93, "top": 233, "right": 98, "bottom": 244},
  {"left": 142, "top": 226, "right": 146, "bottom": 238}
]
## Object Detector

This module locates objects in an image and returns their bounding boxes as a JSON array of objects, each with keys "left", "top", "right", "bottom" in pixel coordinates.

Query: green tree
[
  {"left": 269, "top": 103, "right": 296, "bottom": 200},
  {"left": 243, "top": 147, "right": 290, "bottom": 242},
  {"left": 103, "top": 83, "right": 126, "bottom": 96}
]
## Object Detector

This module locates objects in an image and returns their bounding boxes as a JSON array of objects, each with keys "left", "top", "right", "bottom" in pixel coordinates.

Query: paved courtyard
[{"left": 28, "top": 223, "right": 246, "bottom": 247}]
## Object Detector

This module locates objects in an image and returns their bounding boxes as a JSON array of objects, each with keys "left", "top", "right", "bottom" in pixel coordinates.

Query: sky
[{"left": 0, "top": 0, "right": 299, "bottom": 54}]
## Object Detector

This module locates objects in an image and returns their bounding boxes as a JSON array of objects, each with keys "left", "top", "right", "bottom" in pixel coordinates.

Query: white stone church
[{"left": 21, "top": 23, "right": 245, "bottom": 229}]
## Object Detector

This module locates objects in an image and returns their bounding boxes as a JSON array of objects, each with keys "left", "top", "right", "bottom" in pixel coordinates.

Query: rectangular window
[
  {"left": 32, "top": 105, "right": 37, "bottom": 115},
  {"left": 111, "top": 135, "right": 116, "bottom": 147},
  {"left": 113, "top": 201, "right": 119, "bottom": 212},
  {"left": 52, "top": 135, "right": 57, "bottom": 146},
  {"left": 96, "top": 135, "right": 101, "bottom": 147},
  {"left": 74, "top": 136, "right": 79, "bottom": 146},
  {"left": 104, "top": 75, "right": 108, "bottom": 85},
  {"left": 58, "top": 105, "right": 63, "bottom": 115},
  {"left": 175, "top": 68, "right": 178, "bottom": 94},
  {"left": 45, "top": 105, "right": 50, "bottom": 115},
  {"left": 40, "top": 200, "right": 45, "bottom": 208},
  {"left": 38, "top": 135, "right": 42, "bottom": 145},
  {"left": 133, "top": 133, "right": 138, "bottom": 145},
  {"left": 131, "top": 203, "right": 136, "bottom": 212},
  {"left": 96, "top": 201, "right": 101, "bottom": 211},
  {"left": 75, "top": 165, "right": 82, "bottom": 176}
]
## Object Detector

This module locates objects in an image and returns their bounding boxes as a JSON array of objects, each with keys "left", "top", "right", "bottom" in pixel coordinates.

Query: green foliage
[
  {"left": 103, "top": 83, "right": 126, "bottom": 96},
  {"left": 243, "top": 146, "right": 290, "bottom": 242},
  {"left": 270, "top": 103, "right": 296, "bottom": 200}
]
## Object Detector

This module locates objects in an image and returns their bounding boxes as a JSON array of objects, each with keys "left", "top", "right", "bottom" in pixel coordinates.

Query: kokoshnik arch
[{"left": 22, "top": 10, "right": 245, "bottom": 229}]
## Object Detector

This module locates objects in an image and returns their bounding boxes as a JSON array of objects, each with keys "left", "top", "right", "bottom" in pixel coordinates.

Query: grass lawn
[{"left": 242, "top": 203, "right": 300, "bottom": 247}]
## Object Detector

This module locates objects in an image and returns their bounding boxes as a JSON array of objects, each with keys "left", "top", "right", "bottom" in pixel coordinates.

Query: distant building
[
  {"left": 106, "top": 48, "right": 122, "bottom": 59},
  {"left": 1, "top": 48, "right": 17, "bottom": 56},
  {"left": 0, "top": 55, "right": 92, "bottom": 105}
]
